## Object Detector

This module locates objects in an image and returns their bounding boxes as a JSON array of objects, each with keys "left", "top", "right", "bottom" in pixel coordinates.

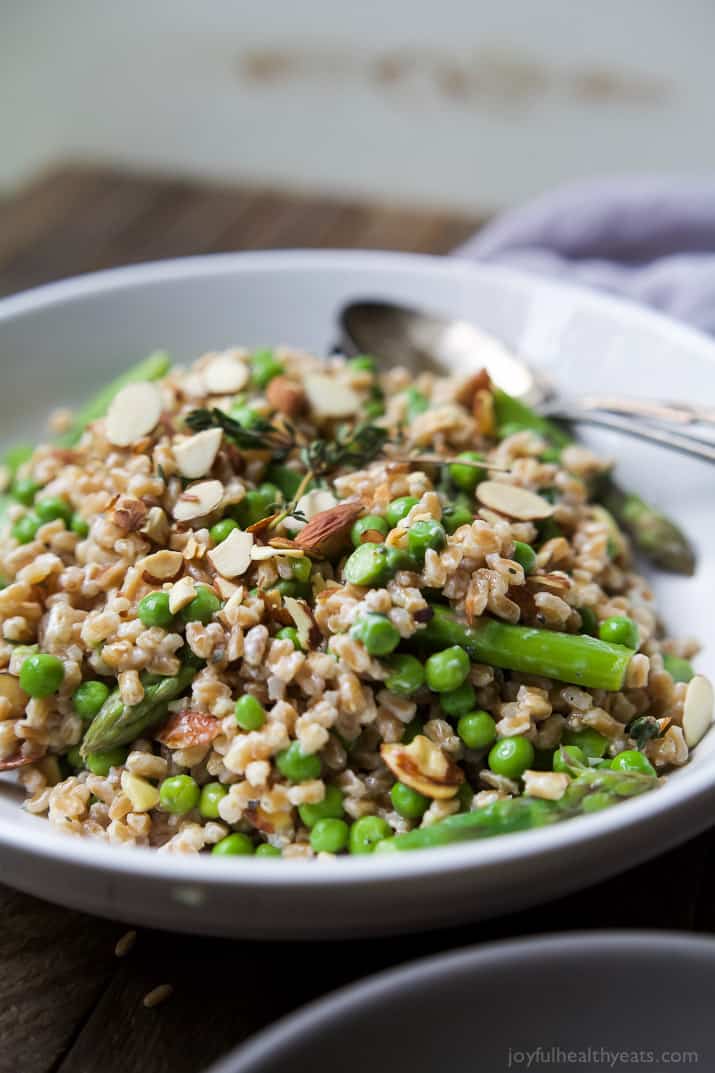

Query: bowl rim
[
  {"left": 207, "top": 929, "right": 715, "bottom": 1073},
  {"left": 0, "top": 247, "right": 714, "bottom": 891}
]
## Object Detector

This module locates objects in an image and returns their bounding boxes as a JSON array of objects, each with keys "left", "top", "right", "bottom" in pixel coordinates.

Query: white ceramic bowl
[{"left": 0, "top": 251, "right": 713, "bottom": 939}]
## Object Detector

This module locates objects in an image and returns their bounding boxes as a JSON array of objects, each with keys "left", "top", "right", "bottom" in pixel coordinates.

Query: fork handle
[{"left": 543, "top": 406, "right": 715, "bottom": 464}]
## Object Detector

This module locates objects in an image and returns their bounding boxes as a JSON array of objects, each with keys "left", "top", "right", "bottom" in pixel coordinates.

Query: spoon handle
[
  {"left": 573, "top": 395, "right": 715, "bottom": 427},
  {"left": 544, "top": 406, "right": 715, "bottom": 464}
]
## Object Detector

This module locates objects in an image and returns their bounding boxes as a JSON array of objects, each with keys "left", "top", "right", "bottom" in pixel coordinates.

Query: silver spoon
[{"left": 340, "top": 300, "right": 715, "bottom": 465}]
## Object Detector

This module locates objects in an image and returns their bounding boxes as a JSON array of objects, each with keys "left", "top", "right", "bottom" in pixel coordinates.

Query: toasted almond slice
[
  {"left": 137, "top": 549, "right": 184, "bottom": 580},
  {"left": 214, "top": 577, "right": 241, "bottom": 600},
  {"left": 121, "top": 771, "right": 160, "bottom": 812},
  {"left": 204, "top": 353, "right": 249, "bottom": 394},
  {"left": 208, "top": 528, "right": 254, "bottom": 578},
  {"left": 283, "top": 596, "right": 314, "bottom": 649},
  {"left": 155, "top": 709, "right": 220, "bottom": 749},
  {"left": 283, "top": 490, "right": 338, "bottom": 534},
  {"left": 476, "top": 481, "right": 554, "bottom": 521},
  {"left": 105, "top": 382, "right": 162, "bottom": 447},
  {"left": 173, "top": 479, "right": 224, "bottom": 522},
  {"left": 381, "top": 736, "right": 463, "bottom": 799},
  {"left": 173, "top": 428, "right": 223, "bottom": 479},
  {"left": 522, "top": 770, "right": 569, "bottom": 801},
  {"left": 266, "top": 376, "right": 306, "bottom": 417},
  {"left": 682, "top": 674, "right": 713, "bottom": 747},
  {"left": 0, "top": 673, "right": 28, "bottom": 719},
  {"left": 303, "top": 373, "right": 360, "bottom": 418},
  {"left": 250, "top": 545, "right": 305, "bottom": 560},
  {"left": 168, "top": 575, "right": 196, "bottom": 614}
]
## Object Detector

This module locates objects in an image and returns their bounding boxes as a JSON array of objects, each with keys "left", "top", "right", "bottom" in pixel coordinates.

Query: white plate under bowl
[
  {"left": 209, "top": 932, "right": 715, "bottom": 1073},
  {"left": 0, "top": 251, "right": 713, "bottom": 939}
]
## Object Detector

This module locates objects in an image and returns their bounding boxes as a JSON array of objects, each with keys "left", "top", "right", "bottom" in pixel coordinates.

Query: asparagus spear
[
  {"left": 418, "top": 605, "right": 634, "bottom": 691},
  {"left": 375, "top": 766, "right": 658, "bottom": 852},
  {"left": 492, "top": 387, "right": 695, "bottom": 575},
  {"left": 80, "top": 664, "right": 195, "bottom": 757},
  {"left": 56, "top": 350, "right": 170, "bottom": 447}
]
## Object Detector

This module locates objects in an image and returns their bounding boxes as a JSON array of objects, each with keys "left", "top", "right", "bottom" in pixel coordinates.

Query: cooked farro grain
[{"left": 0, "top": 345, "right": 709, "bottom": 857}]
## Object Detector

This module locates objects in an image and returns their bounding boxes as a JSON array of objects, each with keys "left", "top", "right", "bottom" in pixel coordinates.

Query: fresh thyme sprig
[
  {"left": 185, "top": 408, "right": 293, "bottom": 456},
  {"left": 299, "top": 420, "right": 389, "bottom": 477}
]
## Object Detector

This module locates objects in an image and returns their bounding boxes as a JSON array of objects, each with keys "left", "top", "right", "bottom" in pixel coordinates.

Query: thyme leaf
[
  {"left": 299, "top": 420, "right": 388, "bottom": 477},
  {"left": 185, "top": 408, "right": 292, "bottom": 456}
]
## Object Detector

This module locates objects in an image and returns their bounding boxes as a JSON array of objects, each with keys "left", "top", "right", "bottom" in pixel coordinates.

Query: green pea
[
  {"left": 363, "top": 399, "right": 385, "bottom": 419},
  {"left": 70, "top": 514, "right": 90, "bottom": 538},
  {"left": 347, "top": 354, "right": 377, "bottom": 372},
  {"left": 212, "top": 832, "right": 254, "bottom": 856},
  {"left": 407, "top": 519, "right": 446, "bottom": 563},
  {"left": 448, "top": 451, "right": 486, "bottom": 492},
  {"left": 440, "top": 681, "right": 476, "bottom": 718},
  {"left": 276, "top": 741, "right": 321, "bottom": 782},
  {"left": 385, "top": 497, "right": 419, "bottom": 528},
  {"left": 563, "top": 727, "right": 609, "bottom": 759},
  {"left": 265, "top": 463, "right": 303, "bottom": 500},
  {"left": 138, "top": 591, "right": 174, "bottom": 629},
  {"left": 552, "top": 744, "right": 586, "bottom": 773},
  {"left": 85, "top": 747, "right": 128, "bottom": 776},
  {"left": 511, "top": 541, "right": 536, "bottom": 574},
  {"left": 298, "top": 785, "right": 344, "bottom": 827},
  {"left": 442, "top": 499, "right": 473, "bottom": 534},
  {"left": 199, "top": 782, "right": 228, "bottom": 819},
  {"left": 404, "top": 387, "right": 429, "bottom": 421},
  {"left": 539, "top": 446, "right": 562, "bottom": 463},
  {"left": 66, "top": 745, "right": 84, "bottom": 770},
  {"left": 401, "top": 716, "right": 423, "bottom": 743},
  {"left": 598, "top": 615, "right": 640, "bottom": 649},
  {"left": 663, "top": 653, "right": 695, "bottom": 683},
  {"left": 235, "top": 694, "right": 266, "bottom": 731},
  {"left": 19, "top": 653, "right": 64, "bottom": 698},
  {"left": 610, "top": 749, "right": 656, "bottom": 776},
  {"left": 12, "top": 513, "right": 42, "bottom": 544},
  {"left": 272, "top": 579, "right": 311, "bottom": 600},
  {"left": 343, "top": 543, "right": 393, "bottom": 587},
  {"left": 159, "top": 774, "right": 200, "bottom": 814},
  {"left": 232, "top": 489, "right": 275, "bottom": 528},
  {"left": 384, "top": 654, "right": 425, "bottom": 697},
  {"left": 255, "top": 843, "right": 282, "bottom": 858},
  {"left": 390, "top": 781, "right": 429, "bottom": 820},
  {"left": 310, "top": 817, "right": 349, "bottom": 853},
  {"left": 488, "top": 736, "right": 534, "bottom": 779},
  {"left": 251, "top": 348, "right": 284, "bottom": 388},
  {"left": 425, "top": 646, "right": 470, "bottom": 693},
  {"left": 12, "top": 477, "right": 41, "bottom": 506},
  {"left": 349, "top": 815, "right": 392, "bottom": 854},
  {"left": 34, "top": 496, "right": 73, "bottom": 526},
  {"left": 351, "top": 514, "right": 389, "bottom": 547},
  {"left": 72, "top": 680, "right": 110, "bottom": 720},
  {"left": 457, "top": 710, "right": 497, "bottom": 750},
  {"left": 276, "top": 626, "right": 303, "bottom": 650},
  {"left": 179, "top": 584, "right": 222, "bottom": 625},
  {"left": 351, "top": 613, "right": 400, "bottom": 656},
  {"left": 291, "top": 556, "right": 313, "bottom": 584},
  {"left": 210, "top": 518, "right": 239, "bottom": 544},
  {"left": 577, "top": 606, "right": 598, "bottom": 636}
]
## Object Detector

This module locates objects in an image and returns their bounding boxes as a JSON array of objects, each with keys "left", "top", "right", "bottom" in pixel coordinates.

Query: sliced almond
[
  {"left": 303, "top": 373, "right": 360, "bottom": 418},
  {"left": 173, "top": 479, "right": 224, "bottom": 522},
  {"left": 120, "top": 771, "right": 160, "bottom": 812},
  {"left": 476, "top": 481, "right": 554, "bottom": 521},
  {"left": 155, "top": 709, "right": 220, "bottom": 749},
  {"left": 266, "top": 376, "right": 306, "bottom": 417},
  {"left": 173, "top": 428, "right": 223, "bottom": 479},
  {"left": 295, "top": 500, "right": 363, "bottom": 557},
  {"left": 283, "top": 596, "right": 315, "bottom": 649},
  {"left": 105, "top": 382, "right": 162, "bottom": 447},
  {"left": 283, "top": 490, "right": 338, "bottom": 534},
  {"left": 112, "top": 496, "right": 149, "bottom": 533},
  {"left": 204, "top": 353, "right": 249, "bottom": 394},
  {"left": 214, "top": 577, "right": 241, "bottom": 600},
  {"left": 0, "top": 674, "right": 28, "bottom": 719},
  {"left": 682, "top": 674, "right": 713, "bottom": 747},
  {"left": 522, "top": 770, "right": 569, "bottom": 801},
  {"left": 168, "top": 575, "right": 196, "bottom": 614},
  {"left": 141, "top": 506, "right": 170, "bottom": 545},
  {"left": 381, "top": 735, "right": 463, "bottom": 799},
  {"left": 250, "top": 545, "right": 305, "bottom": 561},
  {"left": 137, "top": 549, "right": 183, "bottom": 581},
  {"left": 208, "top": 528, "right": 254, "bottom": 578}
]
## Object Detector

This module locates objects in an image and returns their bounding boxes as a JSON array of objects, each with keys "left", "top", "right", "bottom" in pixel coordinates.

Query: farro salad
[{"left": 0, "top": 345, "right": 711, "bottom": 858}]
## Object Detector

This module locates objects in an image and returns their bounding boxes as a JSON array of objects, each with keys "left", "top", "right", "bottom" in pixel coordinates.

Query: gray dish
[{"left": 209, "top": 932, "right": 715, "bottom": 1073}]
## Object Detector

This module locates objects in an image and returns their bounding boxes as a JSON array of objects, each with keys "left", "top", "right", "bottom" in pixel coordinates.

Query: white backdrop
[{"left": 2, "top": 0, "right": 714, "bottom": 211}]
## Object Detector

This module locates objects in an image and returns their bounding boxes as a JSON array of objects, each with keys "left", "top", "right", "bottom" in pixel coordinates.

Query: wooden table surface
[{"left": 1, "top": 166, "right": 714, "bottom": 1073}]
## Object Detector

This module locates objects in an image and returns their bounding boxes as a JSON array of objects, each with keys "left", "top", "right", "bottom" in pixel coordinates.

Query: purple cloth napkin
[{"left": 455, "top": 178, "right": 715, "bottom": 336}]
